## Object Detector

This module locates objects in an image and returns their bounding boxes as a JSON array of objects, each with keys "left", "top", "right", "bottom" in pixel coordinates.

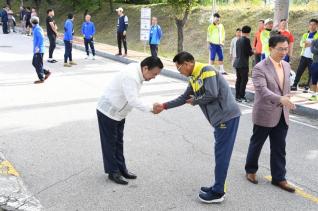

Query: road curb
[
  {"left": 0, "top": 152, "right": 43, "bottom": 211},
  {"left": 55, "top": 39, "right": 318, "bottom": 119}
]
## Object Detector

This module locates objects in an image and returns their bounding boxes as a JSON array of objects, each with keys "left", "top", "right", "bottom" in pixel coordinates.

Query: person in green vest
[
  {"left": 207, "top": 13, "right": 227, "bottom": 75},
  {"left": 291, "top": 19, "right": 318, "bottom": 92},
  {"left": 260, "top": 18, "right": 273, "bottom": 60}
]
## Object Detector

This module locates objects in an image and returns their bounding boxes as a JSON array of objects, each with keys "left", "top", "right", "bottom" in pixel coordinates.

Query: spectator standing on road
[
  {"left": 31, "top": 16, "right": 51, "bottom": 84},
  {"left": 260, "top": 18, "right": 273, "bottom": 60},
  {"left": 233, "top": 26, "right": 253, "bottom": 103},
  {"left": 229, "top": 28, "right": 241, "bottom": 73},
  {"left": 46, "top": 9, "right": 58, "bottom": 63},
  {"left": 20, "top": 6, "right": 26, "bottom": 33},
  {"left": 63, "top": 13, "right": 76, "bottom": 67},
  {"left": 81, "top": 14, "right": 96, "bottom": 60},
  {"left": 31, "top": 7, "right": 37, "bottom": 17},
  {"left": 154, "top": 52, "right": 241, "bottom": 204},
  {"left": 7, "top": 7, "right": 16, "bottom": 33},
  {"left": 291, "top": 19, "right": 318, "bottom": 92},
  {"left": 24, "top": 7, "right": 32, "bottom": 36},
  {"left": 1, "top": 6, "right": 9, "bottom": 34},
  {"left": 207, "top": 13, "right": 227, "bottom": 74},
  {"left": 96, "top": 57, "right": 163, "bottom": 185},
  {"left": 309, "top": 39, "right": 318, "bottom": 101},
  {"left": 279, "top": 19, "right": 294, "bottom": 63},
  {"left": 116, "top": 7, "right": 128, "bottom": 57},
  {"left": 245, "top": 36, "right": 296, "bottom": 193},
  {"left": 149, "top": 16, "right": 162, "bottom": 57},
  {"left": 253, "top": 19, "right": 264, "bottom": 65}
]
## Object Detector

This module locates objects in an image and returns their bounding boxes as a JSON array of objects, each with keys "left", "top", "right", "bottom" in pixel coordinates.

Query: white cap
[
  {"left": 264, "top": 18, "right": 273, "bottom": 25},
  {"left": 116, "top": 7, "right": 123, "bottom": 12}
]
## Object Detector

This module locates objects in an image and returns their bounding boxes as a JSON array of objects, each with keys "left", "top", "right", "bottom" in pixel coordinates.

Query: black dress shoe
[
  {"left": 120, "top": 170, "right": 137, "bottom": 179},
  {"left": 108, "top": 172, "right": 128, "bottom": 185}
]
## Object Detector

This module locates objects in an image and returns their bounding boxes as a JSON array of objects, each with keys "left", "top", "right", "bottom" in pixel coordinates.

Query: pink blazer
[{"left": 252, "top": 58, "right": 291, "bottom": 127}]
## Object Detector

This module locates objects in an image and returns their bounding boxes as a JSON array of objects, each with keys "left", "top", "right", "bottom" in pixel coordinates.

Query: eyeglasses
[
  {"left": 177, "top": 64, "right": 184, "bottom": 71},
  {"left": 274, "top": 47, "right": 289, "bottom": 52}
]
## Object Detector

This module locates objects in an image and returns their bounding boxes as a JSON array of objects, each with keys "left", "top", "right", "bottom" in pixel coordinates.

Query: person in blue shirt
[
  {"left": 63, "top": 13, "right": 76, "bottom": 67},
  {"left": 81, "top": 14, "right": 96, "bottom": 60},
  {"left": 116, "top": 7, "right": 128, "bottom": 57},
  {"left": 1, "top": 6, "right": 9, "bottom": 34},
  {"left": 31, "top": 16, "right": 51, "bottom": 84},
  {"left": 149, "top": 17, "right": 162, "bottom": 57}
]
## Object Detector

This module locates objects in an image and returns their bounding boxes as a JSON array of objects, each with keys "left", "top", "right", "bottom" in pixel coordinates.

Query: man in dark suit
[
  {"left": 245, "top": 35, "right": 296, "bottom": 193},
  {"left": 234, "top": 25, "right": 254, "bottom": 102}
]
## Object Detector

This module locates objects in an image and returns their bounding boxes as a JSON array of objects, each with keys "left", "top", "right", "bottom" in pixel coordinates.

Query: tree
[
  {"left": 109, "top": 0, "right": 114, "bottom": 14},
  {"left": 167, "top": 0, "right": 198, "bottom": 52},
  {"left": 273, "top": 0, "right": 290, "bottom": 29}
]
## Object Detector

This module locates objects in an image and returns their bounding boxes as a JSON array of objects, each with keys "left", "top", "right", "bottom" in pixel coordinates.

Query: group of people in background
[
  {"left": 1, "top": 5, "right": 16, "bottom": 34},
  {"left": 227, "top": 16, "right": 318, "bottom": 102}
]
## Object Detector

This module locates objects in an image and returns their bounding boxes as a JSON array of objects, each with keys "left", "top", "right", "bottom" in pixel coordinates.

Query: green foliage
[
  {"left": 167, "top": 0, "right": 198, "bottom": 19},
  {"left": 63, "top": 0, "right": 102, "bottom": 11}
]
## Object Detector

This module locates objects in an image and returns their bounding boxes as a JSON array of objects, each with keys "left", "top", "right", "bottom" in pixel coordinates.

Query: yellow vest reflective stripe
[{"left": 190, "top": 70, "right": 216, "bottom": 92}]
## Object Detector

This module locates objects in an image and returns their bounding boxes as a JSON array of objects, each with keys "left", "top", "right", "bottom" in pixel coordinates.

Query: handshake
[{"left": 152, "top": 103, "right": 164, "bottom": 114}]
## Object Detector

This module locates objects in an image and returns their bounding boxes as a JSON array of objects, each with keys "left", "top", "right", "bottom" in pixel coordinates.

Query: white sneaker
[
  {"left": 92, "top": 56, "right": 95, "bottom": 60},
  {"left": 85, "top": 55, "right": 89, "bottom": 59}
]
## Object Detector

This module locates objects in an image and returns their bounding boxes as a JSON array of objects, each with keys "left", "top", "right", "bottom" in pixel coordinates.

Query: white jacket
[{"left": 97, "top": 63, "right": 152, "bottom": 121}]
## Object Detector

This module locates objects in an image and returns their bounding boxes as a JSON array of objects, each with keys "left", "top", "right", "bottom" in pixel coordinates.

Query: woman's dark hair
[
  {"left": 141, "top": 56, "right": 164, "bottom": 70},
  {"left": 269, "top": 35, "right": 289, "bottom": 48},
  {"left": 173, "top": 52, "right": 195, "bottom": 64}
]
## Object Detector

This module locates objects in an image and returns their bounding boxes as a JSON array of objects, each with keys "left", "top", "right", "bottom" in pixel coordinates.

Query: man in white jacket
[{"left": 96, "top": 56, "right": 164, "bottom": 185}]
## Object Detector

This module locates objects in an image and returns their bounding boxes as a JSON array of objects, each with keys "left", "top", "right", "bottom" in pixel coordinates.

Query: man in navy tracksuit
[
  {"left": 154, "top": 52, "right": 241, "bottom": 204},
  {"left": 63, "top": 13, "right": 76, "bottom": 67},
  {"left": 82, "top": 14, "right": 96, "bottom": 59},
  {"left": 31, "top": 16, "right": 51, "bottom": 84},
  {"left": 116, "top": 7, "right": 128, "bottom": 57},
  {"left": 1, "top": 6, "right": 9, "bottom": 34},
  {"left": 149, "top": 17, "right": 162, "bottom": 57}
]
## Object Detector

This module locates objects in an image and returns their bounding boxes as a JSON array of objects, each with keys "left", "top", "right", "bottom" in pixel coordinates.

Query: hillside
[{"left": 10, "top": 1, "right": 318, "bottom": 84}]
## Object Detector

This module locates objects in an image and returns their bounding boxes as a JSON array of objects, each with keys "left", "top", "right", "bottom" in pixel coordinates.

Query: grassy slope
[{"left": 13, "top": 1, "right": 318, "bottom": 84}]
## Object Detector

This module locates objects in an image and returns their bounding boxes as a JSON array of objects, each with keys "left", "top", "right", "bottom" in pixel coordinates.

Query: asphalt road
[{"left": 0, "top": 33, "right": 318, "bottom": 211}]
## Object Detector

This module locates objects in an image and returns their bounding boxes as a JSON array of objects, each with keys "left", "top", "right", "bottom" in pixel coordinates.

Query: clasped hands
[
  {"left": 152, "top": 103, "right": 164, "bottom": 114},
  {"left": 152, "top": 96, "right": 194, "bottom": 114}
]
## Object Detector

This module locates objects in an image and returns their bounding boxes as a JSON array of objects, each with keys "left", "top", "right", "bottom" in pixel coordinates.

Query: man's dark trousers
[
  {"left": 2, "top": 21, "right": 8, "bottom": 34},
  {"left": 48, "top": 34, "right": 56, "bottom": 59},
  {"left": 64, "top": 40, "right": 72, "bottom": 63},
  {"left": 150, "top": 44, "right": 158, "bottom": 57},
  {"left": 32, "top": 53, "right": 49, "bottom": 80},
  {"left": 235, "top": 67, "right": 249, "bottom": 99},
  {"left": 212, "top": 116, "right": 240, "bottom": 194},
  {"left": 293, "top": 56, "right": 313, "bottom": 87},
  {"left": 97, "top": 110, "right": 126, "bottom": 174},
  {"left": 84, "top": 38, "right": 96, "bottom": 56},
  {"left": 245, "top": 113, "right": 288, "bottom": 183},
  {"left": 117, "top": 31, "right": 127, "bottom": 55}
]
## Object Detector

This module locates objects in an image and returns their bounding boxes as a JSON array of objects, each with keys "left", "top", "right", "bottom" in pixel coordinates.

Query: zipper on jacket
[{"left": 118, "top": 101, "right": 128, "bottom": 112}]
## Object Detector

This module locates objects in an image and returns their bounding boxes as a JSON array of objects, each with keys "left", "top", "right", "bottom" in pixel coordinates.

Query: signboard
[{"left": 140, "top": 8, "right": 151, "bottom": 41}]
